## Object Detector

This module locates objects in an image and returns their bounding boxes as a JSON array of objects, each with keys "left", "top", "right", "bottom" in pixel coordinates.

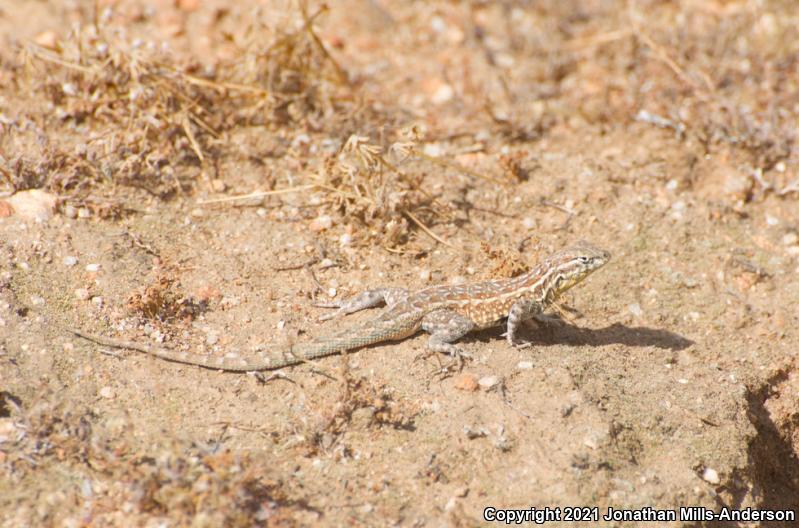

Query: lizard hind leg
[
  {"left": 316, "top": 287, "right": 409, "bottom": 321},
  {"left": 421, "top": 309, "right": 475, "bottom": 364}
]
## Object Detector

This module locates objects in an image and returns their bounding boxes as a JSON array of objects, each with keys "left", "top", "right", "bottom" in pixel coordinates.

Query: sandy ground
[{"left": 1, "top": 1, "right": 798, "bottom": 526}]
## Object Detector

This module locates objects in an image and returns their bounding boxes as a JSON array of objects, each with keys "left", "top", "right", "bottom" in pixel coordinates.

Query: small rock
[
  {"left": 327, "top": 287, "right": 337, "bottom": 298},
  {"left": 478, "top": 375, "right": 500, "bottom": 390},
  {"left": 419, "top": 269, "right": 431, "bottom": 282},
  {"left": 724, "top": 171, "right": 752, "bottom": 201},
  {"left": 522, "top": 217, "right": 537, "bottom": 230},
  {"left": 0, "top": 201, "right": 13, "bottom": 217},
  {"left": 99, "top": 386, "right": 115, "bottom": 399},
  {"left": 309, "top": 215, "right": 333, "bottom": 232},
  {"left": 453, "top": 486, "right": 469, "bottom": 498},
  {"left": 319, "top": 258, "right": 335, "bottom": 268},
  {"left": 453, "top": 373, "right": 479, "bottom": 392},
  {"left": 782, "top": 232, "right": 798, "bottom": 246},
  {"left": 75, "top": 288, "right": 90, "bottom": 301},
  {"left": 4, "top": 190, "right": 57, "bottom": 222},
  {"left": 628, "top": 303, "right": 643, "bottom": 317},
  {"left": 91, "top": 296, "right": 103, "bottom": 308},
  {"left": 256, "top": 207, "right": 267, "bottom": 218},
  {"left": 63, "top": 256, "right": 78, "bottom": 267},
  {"left": 77, "top": 208, "right": 91, "bottom": 219},
  {"left": 206, "top": 331, "right": 220, "bottom": 346},
  {"left": 30, "top": 296, "right": 45, "bottom": 306},
  {"left": 34, "top": 30, "right": 59, "bottom": 49},
  {"left": 517, "top": 361, "right": 533, "bottom": 370},
  {"left": 339, "top": 233, "right": 352, "bottom": 246},
  {"left": 451, "top": 276, "right": 467, "bottom": 286},
  {"left": 210, "top": 179, "right": 226, "bottom": 192},
  {"left": 85, "top": 263, "right": 100, "bottom": 272},
  {"left": 63, "top": 205, "right": 78, "bottom": 219},
  {"left": 702, "top": 467, "right": 720, "bottom": 484},
  {"left": 765, "top": 214, "right": 779, "bottom": 226},
  {"left": 431, "top": 83, "right": 454, "bottom": 105}
]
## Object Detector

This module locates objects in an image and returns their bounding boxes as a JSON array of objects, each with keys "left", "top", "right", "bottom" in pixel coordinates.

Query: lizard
[{"left": 70, "top": 241, "right": 610, "bottom": 372}]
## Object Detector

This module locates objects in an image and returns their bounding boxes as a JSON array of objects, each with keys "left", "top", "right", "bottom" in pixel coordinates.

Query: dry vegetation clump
[
  {"left": 290, "top": 370, "right": 417, "bottom": 457},
  {"left": 1, "top": 3, "right": 356, "bottom": 201},
  {"left": 126, "top": 268, "right": 208, "bottom": 323},
  {"left": 0, "top": 392, "right": 307, "bottom": 527}
]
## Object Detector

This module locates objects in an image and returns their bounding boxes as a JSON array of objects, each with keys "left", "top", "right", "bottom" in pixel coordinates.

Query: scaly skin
[{"left": 71, "top": 241, "right": 610, "bottom": 371}]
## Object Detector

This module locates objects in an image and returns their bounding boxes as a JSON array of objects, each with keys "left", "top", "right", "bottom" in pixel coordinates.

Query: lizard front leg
[
  {"left": 316, "top": 287, "right": 409, "bottom": 321},
  {"left": 421, "top": 309, "right": 475, "bottom": 360},
  {"left": 505, "top": 299, "right": 544, "bottom": 347}
]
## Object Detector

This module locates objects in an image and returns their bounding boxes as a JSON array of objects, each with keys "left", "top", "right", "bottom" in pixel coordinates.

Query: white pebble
[
  {"left": 99, "top": 386, "right": 114, "bottom": 399},
  {"left": 522, "top": 217, "right": 537, "bottom": 230},
  {"left": 85, "top": 263, "right": 100, "bottom": 272},
  {"left": 77, "top": 208, "right": 91, "bottom": 219},
  {"left": 665, "top": 179, "right": 678, "bottom": 191},
  {"left": 419, "top": 269, "right": 431, "bottom": 281},
  {"left": 309, "top": 215, "right": 333, "bottom": 231},
  {"left": 517, "top": 361, "right": 533, "bottom": 370},
  {"left": 205, "top": 331, "right": 219, "bottom": 346},
  {"left": 63, "top": 256, "right": 78, "bottom": 267},
  {"left": 478, "top": 375, "right": 500, "bottom": 390},
  {"left": 702, "top": 467, "right": 720, "bottom": 484},
  {"left": 765, "top": 214, "right": 779, "bottom": 226},
  {"left": 63, "top": 205, "right": 78, "bottom": 219},
  {"left": 31, "top": 296, "right": 45, "bottom": 306},
  {"left": 782, "top": 232, "right": 798, "bottom": 246},
  {"left": 327, "top": 287, "right": 337, "bottom": 298},
  {"left": 91, "top": 296, "right": 103, "bottom": 308},
  {"left": 339, "top": 233, "right": 352, "bottom": 246},
  {"left": 628, "top": 303, "right": 643, "bottom": 317},
  {"left": 75, "top": 288, "right": 90, "bottom": 301}
]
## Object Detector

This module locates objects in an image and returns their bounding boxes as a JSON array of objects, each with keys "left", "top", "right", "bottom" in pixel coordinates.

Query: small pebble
[
  {"left": 309, "top": 215, "right": 333, "bottom": 231},
  {"left": 77, "top": 208, "right": 91, "bottom": 219},
  {"left": 99, "top": 386, "right": 114, "bottom": 399},
  {"left": 63, "top": 256, "right": 78, "bottom": 267},
  {"left": 256, "top": 208, "right": 267, "bottom": 218},
  {"left": 702, "top": 467, "right": 720, "bottom": 484},
  {"left": 339, "top": 233, "right": 352, "bottom": 246},
  {"left": 327, "top": 287, "right": 337, "bottom": 298},
  {"left": 63, "top": 205, "right": 78, "bottom": 219},
  {"left": 765, "top": 214, "right": 779, "bottom": 226},
  {"left": 628, "top": 303, "right": 643, "bottom": 317},
  {"left": 517, "top": 361, "right": 533, "bottom": 370},
  {"left": 419, "top": 269, "right": 431, "bottom": 281},
  {"left": 85, "top": 263, "right": 100, "bottom": 272},
  {"left": 319, "top": 258, "right": 335, "bottom": 268},
  {"left": 522, "top": 217, "right": 537, "bottom": 230},
  {"left": 75, "top": 288, "right": 90, "bottom": 301},
  {"left": 30, "top": 296, "right": 45, "bottom": 306},
  {"left": 91, "top": 296, "right": 103, "bottom": 308},
  {"left": 205, "top": 331, "right": 219, "bottom": 346},
  {"left": 478, "top": 375, "right": 500, "bottom": 390},
  {"left": 453, "top": 373, "right": 479, "bottom": 392},
  {"left": 782, "top": 232, "right": 798, "bottom": 246},
  {"left": 210, "top": 179, "right": 226, "bottom": 192}
]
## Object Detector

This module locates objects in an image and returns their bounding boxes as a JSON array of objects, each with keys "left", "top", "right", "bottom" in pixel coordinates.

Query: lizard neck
[{"left": 512, "top": 262, "right": 563, "bottom": 306}]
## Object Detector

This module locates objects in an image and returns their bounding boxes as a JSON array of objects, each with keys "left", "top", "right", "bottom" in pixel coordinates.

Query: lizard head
[{"left": 547, "top": 240, "right": 611, "bottom": 295}]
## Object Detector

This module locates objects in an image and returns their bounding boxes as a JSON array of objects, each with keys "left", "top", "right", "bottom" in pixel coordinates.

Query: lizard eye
[{"left": 578, "top": 256, "right": 590, "bottom": 264}]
